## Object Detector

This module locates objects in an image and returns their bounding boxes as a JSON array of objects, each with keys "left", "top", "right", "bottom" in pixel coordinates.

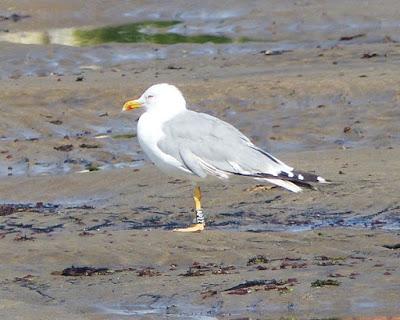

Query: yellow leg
[
  {"left": 194, "top": 185, "right": 202, "bottom": 212},
  {"left": 173, "top": 186, "right": 205, "bottom": 232}
]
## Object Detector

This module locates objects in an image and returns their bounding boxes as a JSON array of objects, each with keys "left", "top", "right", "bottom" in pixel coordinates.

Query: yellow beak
[{"left": 122, "top": 99, "right": 142, "bottom": 111}]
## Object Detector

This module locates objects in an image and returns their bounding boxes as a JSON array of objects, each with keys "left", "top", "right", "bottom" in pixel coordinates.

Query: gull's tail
[
  {"left": 241, "top": 170, "right": 330, "bottom": 193},
  {"left": 240, "top": 145, "right": 330, "bottom": 193},
  {"left": 258, "top": 178, "right": 304, "bottom": 193},
  {"left": 261, "top": 170, "right": 330, "bottom": 193}
]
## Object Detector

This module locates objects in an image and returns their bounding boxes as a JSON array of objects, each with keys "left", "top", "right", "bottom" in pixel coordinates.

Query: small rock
[
  {"left": 54, "top": 144, "right": 73, "bottom": 152},
  {"left": 49, "top": 120, "right": 63, "bottom": 125},
  {"left": 167, "top": 65, "right": 184, "bottom": 70},
  {"left": 361, "top": 53, "right": 379, "bottom": 59},
  {"left": 261, "top": 49, "right": 292, "bottom": 56},
  {"left": 339, "top": 33, "right": 365, "bottom": 41}
]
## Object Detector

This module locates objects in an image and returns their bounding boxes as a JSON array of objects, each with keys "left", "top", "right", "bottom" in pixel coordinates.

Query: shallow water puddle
[
  {"left": 0, "top": 20, "right": 243, "bottom": 47},
  {"left": 98, "top": 303, "right": 219, "bottom": 319},
  {"left": 1, "top": 158, "right": 143, "bottom": 177},
  {"left": 210, "top": 205, "right": 400, "bottom": 232},
  {"left": 97, "top": 301, "right": 398, "bottom": 320}
]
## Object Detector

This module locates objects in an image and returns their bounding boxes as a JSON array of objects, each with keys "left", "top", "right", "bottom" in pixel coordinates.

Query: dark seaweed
[
  {"left": 311, "top": 279, "right": 340, "bottom": 287},
  {"left": 224, "top": 279, "right": 277, "bottom": 291}
]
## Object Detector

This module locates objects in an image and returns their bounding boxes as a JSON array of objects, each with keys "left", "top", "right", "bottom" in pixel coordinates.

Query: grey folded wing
[{"left": 157, "top": 110, "right": 292, "bottom": 179}]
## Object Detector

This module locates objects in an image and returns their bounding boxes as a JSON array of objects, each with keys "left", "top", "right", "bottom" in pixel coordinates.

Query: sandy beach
[{"left": 0, "top": 1, "right": 399, "bottom": 319}]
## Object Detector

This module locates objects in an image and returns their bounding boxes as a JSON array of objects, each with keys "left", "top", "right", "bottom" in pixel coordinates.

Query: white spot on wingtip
[
  {"left": 317, "top": 176, "right": 327, "bottom": 183},
  {"left": 288, "top": 172, "right": 294, "bottom": 178},
  {"left": 298, "top": 174, "right": 304, "bottom": 180}
]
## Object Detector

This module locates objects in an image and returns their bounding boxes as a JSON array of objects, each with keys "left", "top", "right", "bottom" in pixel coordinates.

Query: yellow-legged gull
[{"left": 122, "top": 83, "right": 327, "bottom": 232}]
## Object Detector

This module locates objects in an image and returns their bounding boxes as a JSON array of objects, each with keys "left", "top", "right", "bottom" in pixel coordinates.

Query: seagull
[{"left": 122, "top": 83, "right": 328, "bottom": 232}]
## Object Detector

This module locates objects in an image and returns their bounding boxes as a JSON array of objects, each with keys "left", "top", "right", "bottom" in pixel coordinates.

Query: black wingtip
[
  {"left": 228, "top": 169, "right": 330, "bottom": 189},
  {"left": 290, "top": 171, "right": 331, "bottom": 184}
]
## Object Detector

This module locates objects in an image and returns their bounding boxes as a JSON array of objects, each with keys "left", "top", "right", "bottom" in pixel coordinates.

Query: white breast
[{"left": 137, "top": 112, "right": 192, "bottom": 177}]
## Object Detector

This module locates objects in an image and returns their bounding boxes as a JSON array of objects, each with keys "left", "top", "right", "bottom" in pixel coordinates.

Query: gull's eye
[{"left": 147, "top": 95, "right": 154, "bottom": 99}]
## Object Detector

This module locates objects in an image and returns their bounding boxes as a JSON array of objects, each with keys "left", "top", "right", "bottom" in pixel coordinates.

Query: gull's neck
[
  {"left": 144, "top": 96, "right": 187, "bottom": 123},
  {"left": 144, "top": 107, "right": 186, "bottom": 124}
]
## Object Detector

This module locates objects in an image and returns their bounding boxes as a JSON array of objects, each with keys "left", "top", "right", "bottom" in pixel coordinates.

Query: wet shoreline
[{"left": 1, "top": 147, "right": 399, "bottom": 232}]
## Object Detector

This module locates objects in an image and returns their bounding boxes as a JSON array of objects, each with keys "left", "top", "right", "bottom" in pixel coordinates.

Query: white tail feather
[{"left": 256, "top": 178, "right": 303, "bottom": 193}]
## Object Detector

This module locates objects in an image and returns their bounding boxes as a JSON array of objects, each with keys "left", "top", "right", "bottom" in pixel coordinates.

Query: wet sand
[
  {"left": 1, "top": 227, "right": 399, "bottom": 319},
  {"left": 1, "top": 1, "right": 400, "bottom": 319},
  {"left": 1, "top": 146, "right": 399, "bottom": 319}
]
